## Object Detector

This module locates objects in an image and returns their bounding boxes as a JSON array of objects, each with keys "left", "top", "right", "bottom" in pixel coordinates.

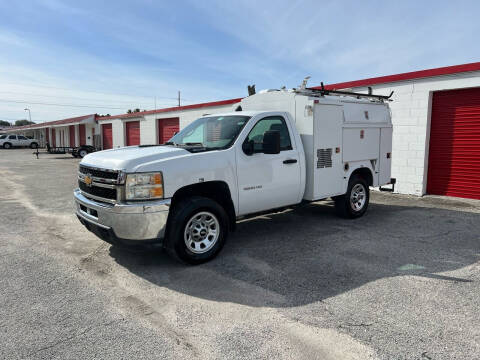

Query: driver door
[{"left": 236, "top": 115, "right": 301, "bottom": 216}]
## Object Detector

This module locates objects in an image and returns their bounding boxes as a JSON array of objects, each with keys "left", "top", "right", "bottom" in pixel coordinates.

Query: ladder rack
[{"left": 295, "top": 82, "right": 394, "bottom": 102}]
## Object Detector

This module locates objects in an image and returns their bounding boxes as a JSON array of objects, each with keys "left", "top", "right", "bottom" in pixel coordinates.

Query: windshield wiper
[
  {"left": 182, "top": 142, "right": 204, "bottom": 147},
  {"left": 164, "top": 141, "right": 176, "bottom": 145}
]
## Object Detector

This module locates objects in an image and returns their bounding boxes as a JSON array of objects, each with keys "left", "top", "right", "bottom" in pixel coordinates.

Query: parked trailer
[{"left": 46, "top": 143, "right": 97, "bottom": 158}]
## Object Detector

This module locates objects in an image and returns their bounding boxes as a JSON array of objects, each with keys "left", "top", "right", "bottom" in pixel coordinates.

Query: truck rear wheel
[
  {"left": 165, "top": 196, "right": 229, "bottom": 264},
  {"left": 334, "top": 175, "right": 369, "bottom": 218}
]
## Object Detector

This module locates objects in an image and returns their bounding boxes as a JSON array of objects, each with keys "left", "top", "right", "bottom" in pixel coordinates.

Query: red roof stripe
[
  {"left": 321, "top": 62, "right": 480, "bottom": 90},
  {"left": 5, "top": 114, "right": 96, "bottom": 131},
  {"left": 98, "top": 98, "right": 242, "bottom": 120}
]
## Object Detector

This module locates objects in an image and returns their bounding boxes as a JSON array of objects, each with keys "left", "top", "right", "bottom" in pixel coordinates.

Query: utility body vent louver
[{"left": 317, "top": 148, "right": 333, "bottom": 168}]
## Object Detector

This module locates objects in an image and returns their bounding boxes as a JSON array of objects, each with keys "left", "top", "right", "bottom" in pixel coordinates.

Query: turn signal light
[
  {"left": 150, "top": 187, "right": 163, "bottom": 197},
  {"left": 153, "top": 173, "right": 163, "bottom": 184}
]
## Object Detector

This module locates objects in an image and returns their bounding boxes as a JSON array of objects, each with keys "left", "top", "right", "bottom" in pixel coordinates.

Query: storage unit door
[
  {"left": 126, "top": 121, "right": 140, "bottom": 146},
  {"left": 45, "top": 128, "right": 50, "bottom": 143},
  {"left": 102, "top": 124, "right": 113, "bottom": 150},
  {"left": 427, "top": 87, "right": 480, "bottom": 200},
  {"left": 51, "top": 128, "right": 56, "bottom": 147},
  {"left": 158, "top": 117, "right": 179, "bottom": 144},
  {"left": 79, "top": 124, "right": 86, "bottom": 145},
  {"left": 69, "top": 125, "right": 76, "bottom": 147}
]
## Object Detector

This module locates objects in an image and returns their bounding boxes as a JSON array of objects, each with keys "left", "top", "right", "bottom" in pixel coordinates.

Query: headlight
[{"left": 125, "top": 172, "right": 163, "bottom": 200}]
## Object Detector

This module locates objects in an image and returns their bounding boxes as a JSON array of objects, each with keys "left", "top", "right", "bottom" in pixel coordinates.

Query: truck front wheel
[
  {"left": 165, "top": 196, "right": 229, "bottom": 264},
  {"left": 334, "top": 175, "right": 369, "bottom": 218}
]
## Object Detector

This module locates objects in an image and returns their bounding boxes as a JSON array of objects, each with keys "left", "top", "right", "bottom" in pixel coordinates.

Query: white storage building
[{"left": 322, "top": 62, "right": 480, "bottom": 200}]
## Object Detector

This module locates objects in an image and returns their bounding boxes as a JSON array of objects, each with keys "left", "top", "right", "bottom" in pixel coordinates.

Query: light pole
[{"left": 24, "top": 108, "right": 31, "bottom": 123}]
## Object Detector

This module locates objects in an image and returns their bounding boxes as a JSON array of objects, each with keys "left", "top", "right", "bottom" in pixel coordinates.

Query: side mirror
[
  {"left": 262, "top": 130, "right": 280, "bottom": 154},
  {"left": 242, "top": 139, "right": 254, "bottom": 156}
]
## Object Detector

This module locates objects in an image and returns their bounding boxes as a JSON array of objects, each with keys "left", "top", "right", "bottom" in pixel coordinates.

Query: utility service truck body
[{"left": 74, "top": 87, "right": 393, "bottom": 264}]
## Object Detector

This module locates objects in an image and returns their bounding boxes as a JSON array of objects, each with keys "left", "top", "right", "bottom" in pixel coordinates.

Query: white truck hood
[{"left": 80, "top": 145, "right": 190, "bottom": 172}]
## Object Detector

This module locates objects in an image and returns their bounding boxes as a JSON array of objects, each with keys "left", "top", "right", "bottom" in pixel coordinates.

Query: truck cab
[{"left": 74, "top": 88, "right": 393, "bottom": 264}]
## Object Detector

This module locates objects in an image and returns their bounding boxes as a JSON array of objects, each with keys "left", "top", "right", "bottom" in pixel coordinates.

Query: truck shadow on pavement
[{"left": 109, "top": 201, "right": 479, "bottom": 308}]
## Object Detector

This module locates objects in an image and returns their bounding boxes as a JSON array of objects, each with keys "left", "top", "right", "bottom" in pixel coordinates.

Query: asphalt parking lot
[{"left": 1, "top": 148, "right": 479, "bottom": 359}]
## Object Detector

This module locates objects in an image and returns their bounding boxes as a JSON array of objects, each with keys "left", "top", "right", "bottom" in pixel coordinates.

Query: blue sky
[{"left": 1, "top": 0, "right": 479, "bottom": 123}]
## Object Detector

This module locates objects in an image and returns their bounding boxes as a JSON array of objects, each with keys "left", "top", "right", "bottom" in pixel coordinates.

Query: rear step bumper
[{"left": 379, "top": 178, "right": 396, "bottom": 192}]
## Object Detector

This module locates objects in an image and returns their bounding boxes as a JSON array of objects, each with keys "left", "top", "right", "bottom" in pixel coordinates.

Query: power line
[
  {"left": 0, "top": 91, "right": 156, "bottom": 104},
  {"left": 0, "top": 81, "right": 192, "bottom": 101},
  {"left": 0, "top": 98, "right": 183, "bottom": 110},
  {"left": 0, "top": 90, "right": 184, "bottom": 103}
]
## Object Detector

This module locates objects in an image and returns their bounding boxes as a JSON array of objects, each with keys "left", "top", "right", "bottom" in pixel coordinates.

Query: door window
[
  {"left": 245, "top": 116, "right": 292, "bottom": 153},
  {"left": 18, "top": 135, "right": 27, "bottom": 140},
  {"left": 8, "top": 135, "right": 16, "bottom": 140}
]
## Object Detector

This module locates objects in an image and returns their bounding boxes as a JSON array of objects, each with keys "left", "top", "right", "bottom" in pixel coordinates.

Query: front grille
[
  {"left": 79, "top": 165, "right": 118, "bottom": 180},
  {"left": 79, "top": 181, "right": 117, "bottom": 201}
]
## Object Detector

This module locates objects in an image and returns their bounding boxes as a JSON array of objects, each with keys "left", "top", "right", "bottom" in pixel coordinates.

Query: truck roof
[{"left": 203, "top": 111, "right": 269, "bottom": 117}]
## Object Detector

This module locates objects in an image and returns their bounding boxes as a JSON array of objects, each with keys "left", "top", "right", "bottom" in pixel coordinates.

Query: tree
[
  {"left": 14, "top": 119, "right": 35, "bottom": 126},
  {"left": 134, "top": 108, "right": 140, "bottom": 113},
  {"left": 0, "top": 120, "right": 10, "bottom": 127}
]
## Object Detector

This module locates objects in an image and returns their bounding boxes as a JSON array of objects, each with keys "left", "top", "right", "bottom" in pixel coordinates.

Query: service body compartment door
[
  {"left": 343, "top": 127, "right": 380, "bottom": 185},
  {"left": 312, "top": 104, "right": 344, "bottom": 199},
  {"left": 378, "top": 127, "right": 392, "bottom": 185}
]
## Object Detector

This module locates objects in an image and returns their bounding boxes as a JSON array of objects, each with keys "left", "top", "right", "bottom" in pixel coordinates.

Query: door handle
[{"left": 283, "top": 159, "right": 298, "bottom": 164}]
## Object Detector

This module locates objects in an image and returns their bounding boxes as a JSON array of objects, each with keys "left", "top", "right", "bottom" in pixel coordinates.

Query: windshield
[
  {"left": 168, "top": 115, "right": 250, "bottom": 150},
  {"left": 0, "top": 135, "right": 6, "bottom": 139}
]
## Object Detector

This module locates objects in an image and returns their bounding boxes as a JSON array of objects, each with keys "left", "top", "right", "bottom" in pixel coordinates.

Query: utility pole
[{"left": 178, "top": 91, "right": 181, "bottom": 107}]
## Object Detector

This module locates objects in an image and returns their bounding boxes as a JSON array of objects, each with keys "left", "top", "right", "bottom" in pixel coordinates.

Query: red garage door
[
  {"left": 79, "top": 124, "right": 86, "bottom": 145},
  {"left": 51, "top": 128, "right": 56, "bottom": 147},
  {"left": 45, "top": 128, "right": 50, "bottom": 143},
  {"left": 126, "top": 121, "right": 140, "bottom": 146},
  {"left": 427, "top": 87, "right": 480, "bottom": 199},
  {"left": 102, "top": 124, "right": 113, "bottom": 150},
  {"left": 158, "top": 117, "right": 179, "bottom": 144},
  {"left": 69, "top": 125, "right": 76, "bottom": 147}
]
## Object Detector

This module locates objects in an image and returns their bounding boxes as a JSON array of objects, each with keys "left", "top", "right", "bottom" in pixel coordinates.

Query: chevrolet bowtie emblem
[{"left": 84, "top": 174, "right": 93, "bottom": 187}]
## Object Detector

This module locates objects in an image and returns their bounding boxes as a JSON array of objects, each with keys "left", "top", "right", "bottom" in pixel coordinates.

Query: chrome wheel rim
[
  {"left": 350, "top": 183, "right": 366, "bottom": 211},
  {"left": 184, "top": 211, "right": 220, "bottom": 254}
]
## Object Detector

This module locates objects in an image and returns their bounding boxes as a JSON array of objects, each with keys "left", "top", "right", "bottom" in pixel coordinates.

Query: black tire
[
  {"left": 165, "top": 196, "right": 229, "bottom": 265},
  {"left": 3, "top": 142, "right": 12, "bottom": 149},
  {"left": 30, "top": 142, "right": 38, "bottom": 149},
  {"left": 334, "top": 175, "right": 369, "bottom": 218}
]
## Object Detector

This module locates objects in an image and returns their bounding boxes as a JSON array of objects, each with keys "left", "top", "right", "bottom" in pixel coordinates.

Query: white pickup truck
[
  {"left": 74, "top": 86, "right": 394, "bottom": 264},
  {"left": 0, "top": 134, "right": 39, "bottom": 149}
]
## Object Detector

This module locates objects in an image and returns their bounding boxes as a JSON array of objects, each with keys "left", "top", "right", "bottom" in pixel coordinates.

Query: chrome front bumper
[{"left": 74, "top": 188, "right": 171, "bottom": 242}]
